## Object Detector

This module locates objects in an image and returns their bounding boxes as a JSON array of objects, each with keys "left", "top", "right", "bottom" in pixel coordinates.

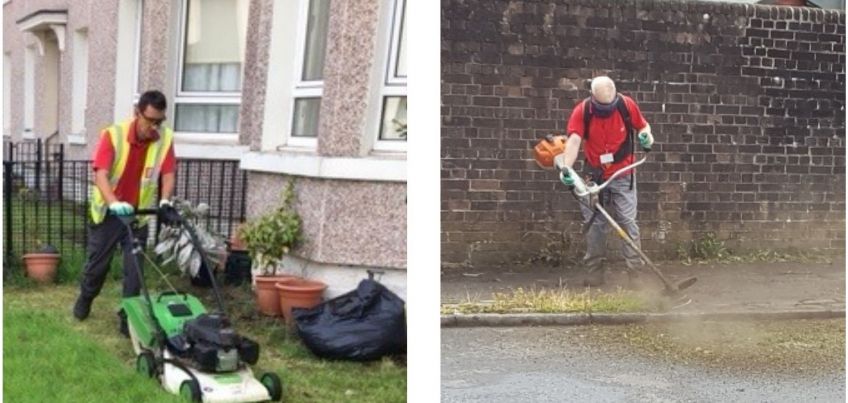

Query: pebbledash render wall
[
  {"left": 239, "top": 0, "right": 407, "bottom": 298},
  {"left": 3, "top": 0, "right": 114, "bottom": 158},
  {"left": 4, "top": 0, "right": 407, "bottom": 299},
  {"left": 441, "top": 0, "right": 845, "bottom": 269},
  {"left": 3, "top": 0, "right": 179, "bottom": 160}
]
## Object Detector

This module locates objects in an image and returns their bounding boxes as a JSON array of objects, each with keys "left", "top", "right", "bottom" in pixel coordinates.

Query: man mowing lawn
[{"left": 72, "top": 90, "right": 182, "bottom": 336}]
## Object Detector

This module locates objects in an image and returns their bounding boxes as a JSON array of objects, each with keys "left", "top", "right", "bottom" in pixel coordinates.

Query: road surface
[{"left": 442, "top": 321, "right": 844, "bottom": 402}]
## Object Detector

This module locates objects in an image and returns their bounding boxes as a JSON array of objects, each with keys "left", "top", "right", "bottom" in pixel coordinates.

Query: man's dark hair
[{"left": 137, "top": 90, "right": 167, "bottom": 111}]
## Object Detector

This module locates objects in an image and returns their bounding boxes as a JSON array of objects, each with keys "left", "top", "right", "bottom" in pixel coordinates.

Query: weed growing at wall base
[{"left": 676, "top": 233, "right": 834, "bottom": 265}]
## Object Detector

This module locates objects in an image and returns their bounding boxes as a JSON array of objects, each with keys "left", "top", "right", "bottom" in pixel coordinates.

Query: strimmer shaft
[{"left": 593, "top": 203, "right": 679, "bottom": 293}]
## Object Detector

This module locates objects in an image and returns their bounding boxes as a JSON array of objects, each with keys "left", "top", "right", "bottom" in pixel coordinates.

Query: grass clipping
[{"left": 441, "top": 287, "right": 647, "bottom": 315}]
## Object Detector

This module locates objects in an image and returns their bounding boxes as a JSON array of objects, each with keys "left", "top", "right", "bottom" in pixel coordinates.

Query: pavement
[
  {"left": 442, "top": 324, "right": 845, "bottom": 402},
  {"left": 441, "top": 258, "right": 846, "bottom": 325}
]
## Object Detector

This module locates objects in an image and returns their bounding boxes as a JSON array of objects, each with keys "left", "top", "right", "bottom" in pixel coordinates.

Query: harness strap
[{"left": 582, "top": 95, "right": 636, "bottom": 190}]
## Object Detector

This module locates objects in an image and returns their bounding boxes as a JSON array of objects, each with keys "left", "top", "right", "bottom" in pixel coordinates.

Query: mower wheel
[
  {"left": 179, "top": 379, "right": 202, "bottom": 402},
  {"left": 260, "top": 372, "right": 283, "bottom": 401},
  {"left": 136, "top": 351, "right": 156, "bottom": 378}
]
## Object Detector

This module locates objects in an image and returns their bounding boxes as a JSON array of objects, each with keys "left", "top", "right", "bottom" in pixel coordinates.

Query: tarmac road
[{"left": 442, "top": 323, "right": 845, "bottom": 403}]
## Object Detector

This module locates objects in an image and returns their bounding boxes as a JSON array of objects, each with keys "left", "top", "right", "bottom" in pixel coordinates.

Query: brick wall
[{"left": 441, "top": 0, "right": 846, "bottom": 269}]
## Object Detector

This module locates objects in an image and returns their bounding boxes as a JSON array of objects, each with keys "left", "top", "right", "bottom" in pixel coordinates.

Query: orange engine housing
[{"left": 533, "top": 135, "right": 566, "bottom": 170}]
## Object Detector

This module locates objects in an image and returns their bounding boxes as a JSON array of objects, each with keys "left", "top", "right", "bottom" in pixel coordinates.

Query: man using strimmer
[{"left": 557, "top": 75, "right": 655, "bottom": 287}]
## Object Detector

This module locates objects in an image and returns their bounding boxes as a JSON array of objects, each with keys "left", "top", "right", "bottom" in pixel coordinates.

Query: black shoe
[
  {"left": 73, "top": 296, "right": 93, "bottom": 320},
  {"left": 118, "top": 310, "right": 129, "bottom": 338}
]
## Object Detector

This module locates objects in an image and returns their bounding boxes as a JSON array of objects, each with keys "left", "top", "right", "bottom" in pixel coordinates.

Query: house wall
[
  {"left": 239, "top": 0, "right": 408, "bottom": 298},
  {"left": 441, "top": 0, "right": 846, "bottom": 269},
  {"left": 4, "top": 0, "right": 407, "bottom": 297},
  {"left": 3, "top": 0, "right": 120, "bottom": 160}
]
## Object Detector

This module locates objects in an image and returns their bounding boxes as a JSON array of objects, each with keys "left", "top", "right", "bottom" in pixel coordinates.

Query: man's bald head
[{"left": 590, "top": 76, "right": 617, "bottom": 104}]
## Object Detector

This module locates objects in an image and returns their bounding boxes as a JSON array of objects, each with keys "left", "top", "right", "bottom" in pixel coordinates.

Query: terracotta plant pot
[
  {"left": 275, "top": 278, "right": 327, "bottom": 323},
  {"left": 229, "top": 224, "right": 248, "bottom": 251},
  {"left": 22, "top": 253, "right": 60, "bottom": 283},
  {"left": 254, "top": 275, "right": 297, "bottom": 316}
]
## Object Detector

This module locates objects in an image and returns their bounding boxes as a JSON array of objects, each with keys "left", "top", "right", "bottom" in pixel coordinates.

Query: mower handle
[{"left": 560, "top": 156, "right": 647, "bottom": 197}]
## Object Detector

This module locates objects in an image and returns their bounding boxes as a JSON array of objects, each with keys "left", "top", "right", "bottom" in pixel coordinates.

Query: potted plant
[
  {"left": 18, "top": 188, "right": 60, "bottom": 283},
  {"left": 22, "top": 241, "right": 60, "bottom": 283},
  {"left": 239, "top": 180, "right": 316, "bottom": 317},
  {"left": 275, "top": 278, "right": 327, "bottom": 323},
  {"left": 229, "top": 222, "right": 249, "bottom": 251}
]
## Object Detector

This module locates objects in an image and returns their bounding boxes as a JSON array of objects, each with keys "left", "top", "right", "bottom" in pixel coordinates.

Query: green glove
[
  {"left": 108, "top": 201, "right": 134, "bottom": 216},
  {"left": 561, "top": 169, "right": 575, "bottom": 186},
  {"left": 638, "top": 131, "right": 654, "bottom": 150}
]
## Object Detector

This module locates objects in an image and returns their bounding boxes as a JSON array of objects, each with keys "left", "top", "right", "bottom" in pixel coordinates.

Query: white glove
[{"left": 108, "top": 201, "right": 134, "bottom": 216}]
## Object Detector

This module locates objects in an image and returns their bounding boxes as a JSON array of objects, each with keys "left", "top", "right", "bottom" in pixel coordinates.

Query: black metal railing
[{"left": 3, "top": 141, "right": 247, "bottom": 277}]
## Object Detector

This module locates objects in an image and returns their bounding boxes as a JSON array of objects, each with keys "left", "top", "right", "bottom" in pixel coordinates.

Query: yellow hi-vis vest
[{"left": 89, "top": 119, "right": 174, "bottom": 225}]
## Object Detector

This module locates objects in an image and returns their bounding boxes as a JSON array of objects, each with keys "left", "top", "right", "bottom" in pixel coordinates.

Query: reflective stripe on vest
[{"left": 89, "top": 120, "right": 173, "bottom": 225}]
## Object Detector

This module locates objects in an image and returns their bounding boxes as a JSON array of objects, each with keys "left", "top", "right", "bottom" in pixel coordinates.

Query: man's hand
[
  {"left": 158, "top": 199, "right": 182, "bottom": 226},
  {"left": 638, "top": 131, "right": 654, "bottom": 150},
  {"left": 108, "top": 201, "right": 134, "bottom": 216},
  {"left": 561, "top": 169, "right": 575, "bottom": 186}
]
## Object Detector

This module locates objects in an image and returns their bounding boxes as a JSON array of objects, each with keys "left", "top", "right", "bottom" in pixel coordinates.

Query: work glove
[
  {"left": 638, "top": 131, "right": 654, "bottom": 151},
  {"left": 560, "top": 168, "right": 575, "bottom": 186},
  {"left": 158, "top": 199, "right": 182, "bottom": 226},
  {"left": 108, "top": 201, "right": 134, "bottom": 216}
]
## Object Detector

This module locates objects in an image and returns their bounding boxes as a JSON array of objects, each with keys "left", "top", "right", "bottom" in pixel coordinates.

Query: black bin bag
[{"left": 293, "top": 279, "right": 406, "bottom": 361}]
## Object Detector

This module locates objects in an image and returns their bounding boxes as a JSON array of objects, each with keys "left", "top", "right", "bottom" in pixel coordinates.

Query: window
[
  {"left": 71, "top": 29, "right": 89, "bottom": 136},
  {"left": 174, "top": 0, "right": 249, "bottom": 138},
  {"left": 23, "top": 45, "right": 35, "bottom": 137},
  {"left": 287, "top": 0, "right": 330, "bottom": 147},
  {"left": 374, "top": 0, "right": 407, "bottom": 151},
  {"left": 3, "top": 52, "right": 10, "bottom": 136}
]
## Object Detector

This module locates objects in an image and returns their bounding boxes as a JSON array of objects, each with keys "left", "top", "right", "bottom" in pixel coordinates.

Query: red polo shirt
[
  {"left": 92, "top": 119, "right": 176, "bottom": 207},
  {"left": 566, "top": 95, "right": 648, "bottom": 180}
]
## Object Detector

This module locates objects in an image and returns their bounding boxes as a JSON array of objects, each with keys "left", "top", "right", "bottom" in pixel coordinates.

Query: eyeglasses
[{"left": 140, "top": 113, "right": 166, "bottom": 126}]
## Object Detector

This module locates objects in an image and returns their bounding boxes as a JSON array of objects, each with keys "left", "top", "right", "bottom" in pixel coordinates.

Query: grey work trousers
[
  {"left": 78, "top": 214, "right": 148, "bottom": 300},
  {"left": 578, "top": 176, "right": 643, "bottom": 273}
]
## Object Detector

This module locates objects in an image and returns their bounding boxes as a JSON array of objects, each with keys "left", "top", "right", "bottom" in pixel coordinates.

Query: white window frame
[
  {"left": 23, "top": 44, "right": 35, "bottom": 139},
  {"left": 385, "top": 0, "right": 407, "bottom": 86},
  {"left": 372, "top": 0, "right": 407, "bottom": 153},
  {"left": 3, "top": 52, "right": 11, "bottom": 136},
  {"left": 132, "top": 0, "right": 143, "bottom": 102},
  {"left": 173, "top": 0, "right": 244, "bottom": 142},
  {"left": 70, "top": 28, "right": 89, "bottom": 143},
  {"left": 284, "top": 0, "right": 326, "bottom": 148}
]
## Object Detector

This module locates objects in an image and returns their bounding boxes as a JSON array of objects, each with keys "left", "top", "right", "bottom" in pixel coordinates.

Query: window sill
[
  {"left": 173, "top": 131, "right": 240, "bottom": 145},
  {"left": 240, "top": 150, "right": 406, "bottom": 182},
  {"left": 174, "top": 142, "right": 250, "bottom": 160},
  {"left": 68, "top": 133, "right": 87, "bottom": 145}
]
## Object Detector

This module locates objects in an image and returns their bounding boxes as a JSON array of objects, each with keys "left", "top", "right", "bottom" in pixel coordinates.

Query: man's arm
[
  {"left": 159, "top": 143, "right": 177, "bottom": 202},
  {"left": 94, "top": 169, "right": 119, "bottom": 205},
  {"left": 562, "top": 133, "right": 582, "bottom": 169},
  {"left": 638, "top": 123, "right": 652, "bottom": 136},
  {"left": 160, "top": 172, "right": 175, "bottom": 201}
]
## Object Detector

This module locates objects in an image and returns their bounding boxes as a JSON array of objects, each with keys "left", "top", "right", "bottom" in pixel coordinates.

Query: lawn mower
[
  {"left": 552, "top": 152, "right": 697, "bottom": 308},
  {"left": 117, "top": 209, "right": 282, "bottom": 402}
]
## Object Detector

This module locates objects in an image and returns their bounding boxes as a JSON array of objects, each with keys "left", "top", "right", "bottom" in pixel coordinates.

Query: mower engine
[{"left": 175, "top": 313, "right": 260, "bottom": 373}]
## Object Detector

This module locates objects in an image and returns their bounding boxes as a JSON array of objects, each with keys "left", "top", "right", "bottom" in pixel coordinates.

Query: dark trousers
[{"left": 78, "top": 215, "right": 148, "bottom": 301}]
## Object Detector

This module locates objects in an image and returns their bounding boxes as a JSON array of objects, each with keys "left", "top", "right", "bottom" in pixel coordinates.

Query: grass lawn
[{"left": 4, "top": 281, "right": 407, "bottom": 402}]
